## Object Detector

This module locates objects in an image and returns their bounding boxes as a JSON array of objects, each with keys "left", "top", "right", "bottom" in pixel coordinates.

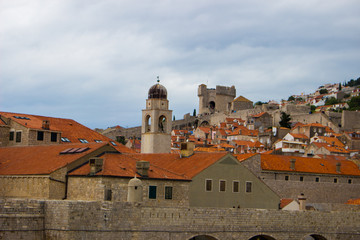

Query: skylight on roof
[
  {"left": 60, "top": 147, "right": 89, "bottom": 154},
  {"left": 110, "top": 141, "right": 117, "bottom": 146},
  {"left": 78, "top": 138, "right": 89, "bottom": 143},
  {"left": 94, "top": 140, "right": 103, "bottom": 143},
  {"left": 13, "top": 116, "right": 30, "bottom": 120},
  {"left": 61, "top": 137, "right": 71, "bottom": 142}
]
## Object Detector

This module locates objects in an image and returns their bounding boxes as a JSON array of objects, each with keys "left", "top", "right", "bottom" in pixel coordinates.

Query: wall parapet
[{"left": 1, "top": 198, "right": 360, "bottom": 240}]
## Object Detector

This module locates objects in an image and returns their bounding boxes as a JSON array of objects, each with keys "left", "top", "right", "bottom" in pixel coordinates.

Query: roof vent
[
  {"left": 42, "top": 120, "right": 50, "bottom": 130},
  {"left": 290, "top": 159, "right": 296, "bottom": 170},
  {"left": 180, "top": 142, "right": 195, "bottom": 158},
  {"left": 89, "top": 158, "right": 103, "bottom": 176},
  {"left": 336, "top": 162, "right": 341, "bottom": 173},
  {"left": 136, "top": 161, "right": 150, "bottom": 177}
]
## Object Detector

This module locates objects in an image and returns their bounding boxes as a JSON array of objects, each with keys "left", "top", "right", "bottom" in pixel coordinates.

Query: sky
[{"left": 1, "top": 0, "right": 359, "bottom": 129}]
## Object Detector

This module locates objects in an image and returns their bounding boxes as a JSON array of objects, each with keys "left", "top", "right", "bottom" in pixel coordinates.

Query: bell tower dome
[{"left": 141, "top": 77, "right": 172, "bottom": 153}]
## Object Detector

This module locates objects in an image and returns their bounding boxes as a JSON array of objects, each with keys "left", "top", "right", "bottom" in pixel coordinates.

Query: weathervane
[{"left": 157, "top": 76, "right": 160, "bottom": 83}]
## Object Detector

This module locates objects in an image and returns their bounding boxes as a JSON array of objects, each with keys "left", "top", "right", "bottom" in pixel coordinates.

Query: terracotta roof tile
[
  {"left": 233, "top": 153, "right": 257, "bottom": 162},
  {"left": 346, "top": 198, "right": 360, "bottom": 205},
  {"left": 280, "top": 199, "right": 296, "bottom": 209},
  {"left": 289, "top": 133, "right": 309, "bottom": 140},
  {"left": 0, "top": 143, "right": 111, "bottom": 175},
  {"left": 312, "top": 142, "right": 349, "bottom": 154},
  {"left": 0, "top": 111, "right": 132, "bottom": 148},
  {"left": 70, "top": 152, "right": 228, "bottom": 180},
  {"left": 251, "top": 112, "right": 267, "bottom": 118},
  {"left": 261, "top": 154, "right": 360, "bottom": 176},
  {"left": 232, "top": 96, "right": 251, "bottom": 102}
]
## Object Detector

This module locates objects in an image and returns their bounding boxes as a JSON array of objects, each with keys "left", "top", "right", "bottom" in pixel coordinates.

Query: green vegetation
[
  {"left": 193, "top": 109, "right": 196, "bottom": 116},
  {"left": 325, "top": 97, "right": 339, "bottom": 106},
  {"left": 288, "top": 96, "right": 295, "bottom": 101},
  {"left": 344, "top": 77, "right": 360, "bottom": 87},
  {"left": 116, "top": 136, "right": 126, "bottom": 145},
  {"left": 348, "top": 96, "right": 360, "bottom": 111},
  {"left": 319, "top": 89, "right": 328, "bottom": 94},
  {"left": 254, "top": 101, "right": 266, "bottom": 106},
  {"left": 279, "top": 112, "right": 291, "bottom": 128}
]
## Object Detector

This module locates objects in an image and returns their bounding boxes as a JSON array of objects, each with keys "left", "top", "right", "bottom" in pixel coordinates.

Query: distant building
[
  {"left": 198, "top": 84, "right": 236, "bottom": 115},
  {"left": 231, "top": 96, "right": 253, "bottom": 112}
]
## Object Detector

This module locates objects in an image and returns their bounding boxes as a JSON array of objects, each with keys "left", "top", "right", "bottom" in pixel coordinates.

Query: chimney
[
  {"left": 42, "top": 120, "right": 50, "bottom": 130},
  {"left": 336, "top": 162, "right": 341, "bottom": 173},
  {"left": 298, "top": 193, "right": 307, "bottom": 211},
  {"left": 180, "top": 142, "right": 195, "bottom": 157},
  {"left": 136, "top": 161, "right": 150, "bottom": 177},
  {"left": 89, "top": 158, "right": 103, "bottom": 176},
  {"left": 290, "top": 159, "right": 296, "bottom": 170}
]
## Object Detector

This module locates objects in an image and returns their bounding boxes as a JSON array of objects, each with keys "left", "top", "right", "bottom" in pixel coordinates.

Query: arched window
[
  {"left": 159, "top": 115, "right": 167, "bottom": 133},
  {"left": 145, "top": 115, "right": 151, "bottom": 132}
]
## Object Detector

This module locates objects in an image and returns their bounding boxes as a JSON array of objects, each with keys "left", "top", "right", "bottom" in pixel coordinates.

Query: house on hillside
[
  {"left": 231, "top": 96, "right": 253, "bottom": 112},
  {"left": 304, "top": 142, "right": 350, "bottom": 157},
  {"left": 291, "top": 123, "right": 326, "bottom": 139},
  {"left": 68, "top": 146, "right": 280, "bottom": 209},
  {"left": 247, "top": 112, "right": 272, "bottom": 130}
]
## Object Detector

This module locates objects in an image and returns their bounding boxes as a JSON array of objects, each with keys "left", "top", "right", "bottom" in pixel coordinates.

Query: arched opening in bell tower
[
  {"left": 158, "top": 115, "right": 167, "bottom": 133},
  {"left": 209, "top": 101, "right": 216, "bottom": 113},
  {"left": 145, "top": 115, "right": 151, "bottom": 132}
]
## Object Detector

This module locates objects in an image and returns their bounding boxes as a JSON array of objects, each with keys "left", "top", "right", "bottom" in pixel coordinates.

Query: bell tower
[{"left": 141, "top": 78, "right": 172, "bottom": 153}]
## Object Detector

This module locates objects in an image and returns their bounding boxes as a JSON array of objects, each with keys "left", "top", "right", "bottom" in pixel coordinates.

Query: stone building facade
[
  {"left": 198, "top": 84, "right": 236, "bottom": 115},
  {"left": 241, "top": 154, "right": 360, "bottom": 204}
]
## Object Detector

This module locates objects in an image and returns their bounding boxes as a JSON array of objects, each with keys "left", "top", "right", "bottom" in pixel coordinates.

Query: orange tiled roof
[
  {"left": 317, "top": 136, "right": 344, "bottom": 147},
  {"left": 346, "top": 198, "right": 360, "bottom": 205},
  {"left": 289, "top": 133, "right": 309, "bottom": 140},
  {"left": 219, "top": 143, "right": 235, "bottom": 148},
  {"left": 228, "top": 126, "right": 258, "bottom": 137},
  {"left": 312, "top": 142, "right": 349, "bottom": 154},
  {"left": 0, "top": 143, "right": 112, "bottom": 175},
  {"left": 197, "top": 127, "right": 212, "bottom": 134},
  {"left": 70, "top": 152, "right": 228, "bottom": 180},
  {"left": 232, "top": 96, "right": 251, "bottom": 102},
  {"left": 232, "top": 140, "right": 264, "bottom": 148},
  {"left": 251, "top": 112, "right": 268, "bottom": 118},
  {"left": 303, "top": 123, "right": 326, "bottom": 128},
  {"left": 280, "top": 199, "right": 296, "bottom": 209},
  {"left": 261, "top": 154, "right": 360, "bottom": 176},
  {"left": 195, "top": 147, "right": 226, "bottom": 152},
  {"left": 315, "top": 154, "right": 347, "bottom": 161},
  {"left": 0, "top": 111, "right": 131, "bottom": 148},
  {"left": 233, "top": 153, "right": 257, "bottom": 162}
]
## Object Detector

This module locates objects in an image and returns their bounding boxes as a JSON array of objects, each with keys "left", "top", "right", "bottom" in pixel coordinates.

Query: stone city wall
[{"left": 1, "top": 198, "right": 360, "bottom": 240}]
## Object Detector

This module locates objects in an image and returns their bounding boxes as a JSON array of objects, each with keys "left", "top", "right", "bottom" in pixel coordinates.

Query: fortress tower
[
  {"left": 198, "top": 84, "right": 236, "bottom": 115},
  {"left": 141, "top": 79, "right": 172, "bottom": 153}
]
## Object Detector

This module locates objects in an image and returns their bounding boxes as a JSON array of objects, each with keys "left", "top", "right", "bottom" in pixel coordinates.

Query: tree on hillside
[
  {"left": 319, "top": 89, "right": 328, "bottom": 94},
  {"left": 288, "top": 96, "right": 295, "bottom": 101},
  {"left": 339, "top": 83, "right": 342, "bottom": 91},
  {"left": 193, "top": 109, "right": 196, "bottom": 116},
  {"left": 279, "top": 112, "right": 291, "bottom": 128},
  {"left": 348, "top": 96, "right": 360, "bottom": 111},
  {"left": 325, "top": 97, "right": 339, "bottom": 106},
  {"left": 344, "top": 77, "right": 360, "bottom": 87}
]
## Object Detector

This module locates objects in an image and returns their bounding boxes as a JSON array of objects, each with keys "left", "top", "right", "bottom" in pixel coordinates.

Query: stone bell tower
[{"left": 141, "top": 78, "right": 172, "bottom": 153}]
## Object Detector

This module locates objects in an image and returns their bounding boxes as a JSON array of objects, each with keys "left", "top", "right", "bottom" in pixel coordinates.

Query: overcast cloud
[{"left": 1, "top": 0, "right": 359, "bottom": 128}]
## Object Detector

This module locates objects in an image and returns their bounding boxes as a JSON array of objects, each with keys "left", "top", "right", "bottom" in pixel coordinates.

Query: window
[
  {"left": 285, "top": 176, "right": 289, "bottom": 181},
  {"left": 104, "top": 189, "right": 112, "bottom": 201},
  {"left": 205, "top": 179, "right": 212, "bottom": 192},
  {"left": 37, "top": 131, "right": 44, "bottom": 141},
  {"left": 348, "top": 179, "right": 352, "bottom": 184},
  {"left": 233, "top": 181, "right": 239, "bottom": 193},
  {"left": 149, "top": 186, "right": 157, "bottom": 199},
  {"left": 165, "top": 186, "right": 173, "bottom": 200},
  {"left": 219, "top": 180, "right": 226, "bottom": 192},
  {"left": 15, "top": 131, "right": 22, "bottom": 143},
  {"left": 51, "top": 133, "right": 57, "bottom": 142},
  {"left": 245, "top": 182, "right": 252, "bottom": 193},
  {"left": 334, "top": 178, "right": 338, "bottom": 183},
  {"left": 300, "top": 176, "right": 304, "bottom": 182},
  {"left": 9, "top": 131, "right": 14, "bottom": 141},
  {"left": 315, "top": 177, "right": 319, "bottom": 182},
  {"left": 78, "top": 138, "right": 89, "bottom": 143},
  {"left": 61, "top": 137, "right": 70, "bottom": 142}
]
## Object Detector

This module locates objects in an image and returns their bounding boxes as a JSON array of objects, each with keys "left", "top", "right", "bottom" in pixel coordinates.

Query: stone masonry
[{"left": 1, "top": 198, "right": 360, "bottom": 240}]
